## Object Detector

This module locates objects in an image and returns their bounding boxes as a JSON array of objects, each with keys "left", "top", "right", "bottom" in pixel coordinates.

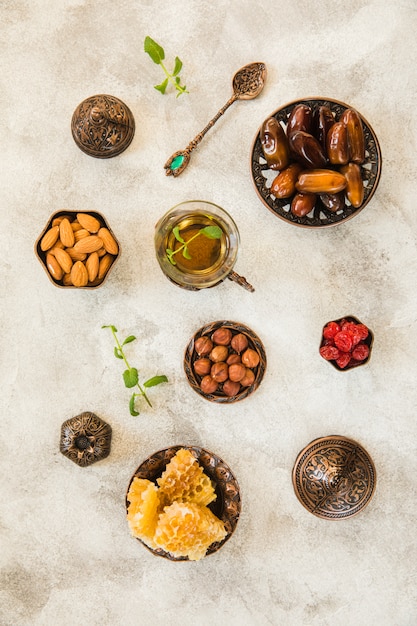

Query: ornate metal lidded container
[
  {"left": 60, "top": 412, "right": 112, "bottom": 467},
  {"left": 292, "top": 435, "right": 376, "bottom": 520},
  {"left": 71, "top": 94, "right": 135, "bottom": 158}
]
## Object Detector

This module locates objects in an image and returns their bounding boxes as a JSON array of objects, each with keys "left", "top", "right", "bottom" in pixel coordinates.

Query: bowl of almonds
[
  {"left": 35, "top": 210, "right": 120, "bottom": 288},
  {"left": 184, "top": 320, "right": 267, "bottom": 403}
]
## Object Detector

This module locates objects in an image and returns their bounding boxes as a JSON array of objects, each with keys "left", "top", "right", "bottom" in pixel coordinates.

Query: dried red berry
[
  {"left": 323, "top": 321, "right": 341, "bottom": 340},
  {"left": 351, "top": 343, "right": 369, "bottom": 361},
  {"left": 336, "top": 352, "right": 351, "bottom": 369},
  {"left": 334, "top": 331, "right": 353, "bottom": 353},
  {"left": 355, "top": 324, "right": 369, "bottom": 341},
  {"left": 320, "top": 345, "right": 340, "bottom": 360}
]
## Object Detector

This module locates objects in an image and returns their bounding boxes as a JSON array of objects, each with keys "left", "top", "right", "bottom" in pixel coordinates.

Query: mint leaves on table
[
  {"left": 144, "top": 36, "right": 188, "bottom": 97},
  {"left": 166, "top": 225, "right": 223, "bottom": 265},
  {"left": 102, "top": 325, "right": 168, "bottom": 416}
]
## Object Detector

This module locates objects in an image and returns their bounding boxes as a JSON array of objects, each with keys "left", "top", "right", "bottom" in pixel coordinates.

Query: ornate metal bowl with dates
[{"left": 251, "top": 97, "right": 382, "bottom": 228}]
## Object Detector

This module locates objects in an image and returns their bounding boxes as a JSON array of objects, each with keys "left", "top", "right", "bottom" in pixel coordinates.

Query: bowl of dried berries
[
  {"left": 251, "top": 97, "right": 382, "bottom": 227},
  {"left": 184, "top": 320, "right": 266, "bottom": 403},
  {"left": 35, "top": 210, "right": 119, "bottom": 288},
  {"left": 126, "top": 446, "right": 241, "bottom": 561},
  {"left": 319, "top": 316, "right": 373, "bottom": 371}
]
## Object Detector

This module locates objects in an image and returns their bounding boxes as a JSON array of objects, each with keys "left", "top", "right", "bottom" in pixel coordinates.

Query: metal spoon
[{"left": 164, "top": 62, "right": 267, "bottom": 177}]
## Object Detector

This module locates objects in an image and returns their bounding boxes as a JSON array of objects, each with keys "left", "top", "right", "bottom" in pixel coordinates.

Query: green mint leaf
[
  {"left": 144, "top": 375, "right": 168, "bottom": 388},
  {"left": 175, "top": 77, "right": 181, "bottom": 84},
  {"left": 144, "top": 36, "right": 165, "bottom": 64},
  {"left": 102, "top": 324, "right": 117, "bottom": 332},
  {"left": 173, "top": 226, "right": 185, "bottom": 243},
  {"left": 114, "top": 347, "right": 123, "bottom": 359},
  {"left": 122, "top": 335, "right": 136, "bottom": 346},
  {"left": 201, "top": 225, "right": 223, "bottom": 239},
  {"left": 173, "top": 57, "right": 183, "bottom": 76},
  {"left": 129, "top": 393, "right": 140, "bottom": 416},
  {"left": 183, "top": 246, "right": 192, "bottom": 260},
  {"left": 123, "top": 367, "right": 139, "bottom": 388},
  {"left": 154, "top": 78, "right": 168, "bottom": 94}
]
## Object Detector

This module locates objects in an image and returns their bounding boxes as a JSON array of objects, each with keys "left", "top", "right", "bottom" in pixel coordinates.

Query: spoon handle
[{"left": 164, "top": 93, "right": 238, "bottom": 177}]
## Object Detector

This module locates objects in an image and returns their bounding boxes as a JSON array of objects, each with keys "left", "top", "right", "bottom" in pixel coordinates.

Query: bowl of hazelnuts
[{"left": 184, "top": 320, "right": 267, "bottom": 403}]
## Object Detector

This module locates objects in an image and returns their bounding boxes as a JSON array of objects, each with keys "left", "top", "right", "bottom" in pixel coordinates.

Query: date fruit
[
  {"left": 340, "top": 163, "right": 364, "bottom": 208},
  {"left": 296, "top": 170, "right": 347, "bottom": 194},
  {"left": 327, "top": 122, "right": 349, "bottom": 165},
  {"left": 286, "top": 103, "right": 312, "bottom": 137},
  {"left": 288, "top": 131, "right": 327, "bottom": 169},
  {"left": 260, "top": 117, "right": 290, "bottom": 170},
  {"left": 340, "top": 108, "right": 365, "bottom": 164},
  {"left": 291, "top": 193, "right": 316, "bottom": 217},
  {"left": 271, "top": 163, "right": 303, "bottom": 199}
]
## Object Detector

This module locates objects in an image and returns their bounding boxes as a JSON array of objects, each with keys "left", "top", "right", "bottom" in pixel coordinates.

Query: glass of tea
[{"left": 154, "top": 200, "right": 253, "bottom": 291}]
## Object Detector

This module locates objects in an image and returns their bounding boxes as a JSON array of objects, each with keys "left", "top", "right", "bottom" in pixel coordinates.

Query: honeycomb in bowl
[
  {"left": 126, "top": 448, "right": 226, "bottom": 560},
  {"left": 157, "top": 447, "right": 216, "bottom": 507},
  {"left": 153, "top": 501, "right": 227, "bottom": 561},
  {"left": 126, "top": 478, "right": 160, "bottom": 548}
]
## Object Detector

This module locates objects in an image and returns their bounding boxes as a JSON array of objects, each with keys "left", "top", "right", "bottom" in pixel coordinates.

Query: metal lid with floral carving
[
  {"left": 71, "top": 94, "right": 135, "bottom": 158},
  {"left": 292, "top": 435, "right": 376, "bottom": 520}
]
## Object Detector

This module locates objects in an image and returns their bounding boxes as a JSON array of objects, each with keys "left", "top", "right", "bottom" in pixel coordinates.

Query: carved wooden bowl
[
  {"left": 126, "top": 445, "right": 241, "bottom": 560},
  {"left": 292, "top": 435, "right": 376, "bottom": 520},
  {"left": 251, "top": 97, "right": 382, "bottom": 228},
  {"left": 184, "top": 320, "right": 267, "bottom": 403},
  {"left": 35, "top": 210, "right": 120, "bottom": 288}
]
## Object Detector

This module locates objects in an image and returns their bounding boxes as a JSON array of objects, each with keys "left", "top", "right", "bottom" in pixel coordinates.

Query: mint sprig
[
  {"left": 166, "top": 225, "right": 222, "bottom": 265},
  {"left": 102, "top": 325, "right": 168, "bottom": 416},
  {"left": 144, "top": 36, "right": 188, "bottom": 98}
]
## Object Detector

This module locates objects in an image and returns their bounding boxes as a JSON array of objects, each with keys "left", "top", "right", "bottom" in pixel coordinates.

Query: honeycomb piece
[
  {"left": 126, "top": 478, "right": 160, "bottom": 548},
  {"left": 157, "top": 448, "right": 216, "bottom": 507},
  {"left": 153, "top": 501, "right": 227, "bottom": 561}
]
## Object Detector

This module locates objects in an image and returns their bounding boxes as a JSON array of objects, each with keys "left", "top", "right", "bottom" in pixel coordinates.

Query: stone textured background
[{"left": 1, "top": 1, "right": 416, "bottom": 624}]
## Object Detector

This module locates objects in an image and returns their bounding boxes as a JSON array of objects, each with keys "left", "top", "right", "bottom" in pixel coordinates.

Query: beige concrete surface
[{"left": 1, "top": 1, "right": 417, "bottom": 624}]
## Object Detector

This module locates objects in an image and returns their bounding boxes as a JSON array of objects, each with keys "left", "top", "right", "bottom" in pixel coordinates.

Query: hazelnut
[
  {"left": 194, "top": 336, "right": 213, "bottom": 356},
  {"left": 210, "top": 345, "right": 229, "bottom": 363},
  {"left": 223, "top": 379, "right": 241, "bottom": 397},
  {"left": 211, "top": 362, "right": 229, "bottom": 383},
  {"left": 193, "top": 358, "right": 212, "bottom": 376},
  {"left": 228, "top": 363, "right": 247, "bottom": 382},
  {"left": 227, "top": 353, "right": 241, "bottom": 365},
  {"left": 242, "top": 348, "right": 260, "bottom": 368},
  {"left": 240, "top": 368, "right": 255, "bottom": 387},
  {"left": 200, "top": 375, "right": 218, "bottom": 395},
  {"left": 231, "top": 333, "right": 248, "bottom": 354},
  {"left": 212, "top": 327, "right": 232, "bottom": 346}
]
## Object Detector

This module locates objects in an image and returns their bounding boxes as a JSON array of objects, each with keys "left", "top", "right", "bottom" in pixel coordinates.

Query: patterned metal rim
[
  {"left": 292, "top": 435, "right": 376, "bottom": 520},
  {"left": 184, "top": 320, "right": 267, "bottom": 403},
  {"left": 71, "top": 94, "right": 135, "bottom": 159},
  {"left": 319, "top": 315, "right": 374, "bottom": 371},
  {"left": 34, "top": 209, "right": 120, "bottom": 289},
  {"left": 126, "top": 445, "right": 241, "bottom": 561},
  {"left": 250, "top": 97, "right": 382, "bottom": 228}
]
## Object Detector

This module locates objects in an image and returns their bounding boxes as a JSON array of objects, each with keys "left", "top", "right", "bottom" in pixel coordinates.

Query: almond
[
  {"left": 52, "top": 214, "right": 71, "bottom": 227},
  {"left": 46, "top": 252, "right": 63, "bottom": 281},
  {"left": 59, "top": 217, "right": 75, "bottom": 248},
  {"left": 62, "top": 273, "right": 73, "bottom": 286},
  {"left": 85, "top": 251, "right": 99, "bottom": 282},
  {"left": 70, "top": 260, "right": 88, "bottom": 287},
  {"left": 53, "top": 247, "right": 73, "bottom": 274},
  {"left": 77, "top": 212, "right": 101, "bottom": 233},
  {"left": 71, "top": 221, "right": 83, "bottom": 232},
  {"left": 66, "top": 247, "right": 87, "bottom": 261},
  {"left": 49, "top": 240, "right": 65, "bottom": 253},
  {"left": 97, "top": 247, "right": 107, "bottom": 257},
  {"left": 73, "top": 235, "right": 104, "bottom": 254},
  {"left": 98, "top": 253, "right": 114, "bottom": 280},
  {"left": 40, "top": 225, "right": 60, "bottom": 251},
  {"left": 98, "top": 227, "right": 118, "bottom": 255},
  {"left": 74, "top": 228, "right": 90, "bottom": 242}
]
